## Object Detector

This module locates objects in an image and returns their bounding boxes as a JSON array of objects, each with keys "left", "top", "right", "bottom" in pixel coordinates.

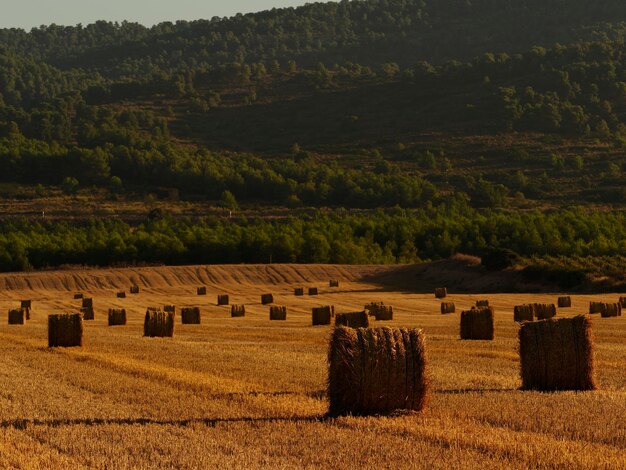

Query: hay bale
[
  {"left": 294, "top": 288, "right": 304, "bottom": 296},
  {"left": 261, "top": 294, "right": 274, "bottom": 305},
  {"left": 328, "top": 326, "right": 429, "bottom": 416},
  {"left": 330, "top": 280, "right": 339, "bottom": 288},
  {"left": 181, "top": 307, "right": 201, "bottom": 324},
  {"left": 144, "top": 309, "right": 175, "bottom": 337},
  {"left": 514, "top": 305, "right": 534, "bottom": 322},
  {"left": 558, "top": 296, "right": 572, "bottom": 308},
  {"left": 8, "top": 309, "right": 25, "bottom": 325},
  {"left": 21, "top": 300, "right": 32, "bottom": 309},
  {"left": 24, "top": 307, "right": 30, "bottom": 320},
  {"left": 231, "top": 305, "right": 245, "bottom": 317},
  {"left": 460, "top": 307, "right": 494, "bottom": 340},
  {"left": 335, "top": 311, "right": 369, "bottom": 328},
  {"left": 48, "top": 313, "right": 83, "bottom": 348},
  {"left": 217, "top": 294, "right": 229, "bottom": 306},
  {"left": 312, "top": 306, "right": 333, "bottom": 326},
  {"left": 163, "top": 305, "right": 176, "bottom": 315},
  {"left": 600, "top": 303, "right": 622, "bottom": 318},
  {"left": 197, "top": 287, "right": 207, "bottom": 296},
  {"left": 81, "top": 306, "right": 95, "bottom": 321},
  {"left": 108, "top": 309, "right": 127, "bottom": 326},
  {"left": 441, "top": 302, "right": 455, "bottom": 314},
  {"left": 116, "top": 291, "right": 126, "bottom": 299},
  {"left": 130, "top": 285, "right": 140, "bottom": 294},
  {"left": 309, "top": 287, "right": 319, "bottom": 296},
  {"left": 74, "top": 293, "right": 84, "bottom": 300},
  {"left": 476, "top": 300, "right": 489, "bottom": 308},
  {"left": 620, "top": 296, "right": 626, "bottom": 308},
  {"left": 269, "top": 306, "right": 287, "bottom": 321},
  {"left": 434, "top": 288, "right": 447, "bottom": 299},
  {"left": 374, "top": 305, "right": 393, "bottom": 321},
  {"left": 534, "top": 303, "right": 557, "bottom": 320},
  {"left": 364, "top": 302, "right": 384, "bottom": 316},
  {"left": 589, "top": 302, "right": 604, "bottom": 314},
  {"left": 82, "top": 298, "right": 93, "bottom": 308},
  {"left": 519, "top": 315, "right": 595, "bottom": 391}
]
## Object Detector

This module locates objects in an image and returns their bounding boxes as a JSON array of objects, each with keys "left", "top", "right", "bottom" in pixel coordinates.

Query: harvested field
[{"left": 0, "top": 263, "right": 623, "bottom": 468}]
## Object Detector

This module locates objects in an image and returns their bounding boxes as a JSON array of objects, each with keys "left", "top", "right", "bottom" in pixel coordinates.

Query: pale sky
[{"left": 0, "top": 1, "right": 331, "bottom": 30}]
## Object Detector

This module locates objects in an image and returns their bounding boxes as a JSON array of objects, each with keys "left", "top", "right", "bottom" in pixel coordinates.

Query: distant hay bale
[
  {"left": 82, "top": 298, "right": 93, "bottom": 308},
  {"left": 163, "top": 305, "right": 176, "bottom": 315},
  {"left": 130, "top": 285, "right": 140, "bottom": 294},
  {"left": 328, "top": 326, "right": 429, "bottom": 416},
  {"left": 374, "top": 305, "right": 393, "bottom": 321},
  {"left": 312, "top": 306, "right": 333, "bottom": 326},
  {"left": 217, "top": 294, "right": 229, "bottom": 306},
  {"left": 589, "top": 302, "right": 604, "bottom": 314},
  {"left": 460, "top": 307, "right": 494, "bottom": 340},
  {"left": 441, "top": 302, "right": 455, "bottom": 314},
  {"left": 74, "top": 293, "right": 84, "bottom": 300},
  {"left": 8, "top": 309, "right": 25, "bottom": 325},
  {"left": 294, "top": 288, "right": 304, "bottom": 296},
  {"left": 231, "top": 305, "right": 246, "bottom": 318},
  {"left": 476, "top": 300, "right": 489, "bottom": 307},
  {"left": 48, "top": 313, "right": 83, "bottom": 348},
  {"left": 81, "top": 306, "right": 95, "bottom": 321},
  {"left": 519, "top": 315, "right": 595, "bottom": 391},
  {"left": 108, "top": 309, "right": 127, "bottom": 326},
  {"left": 261, "top": 294, "right": 274, "bottom": 305},
  {"left": 620, "top": 296, "right": 626, "bottom": 308},
  {"left": 24, "top": 307, "right": 30, "bottom": 320},
  {"left": 21, "top": 300, "right": 32, "bottom": 309},
  {"left": 558, "top": 296, "right": 572, "bottom": 308},
  {"left": 434, "top": 288, "right": 447, "bottom": 299},
  {"left": 116, "top": 291, "right": 126, "bottom": 299},
  {"left": 364, "top": 302, "right": 384, "bottom": 316},
  {"left": 197, "top": 287, "right": 207, "bottom": 296},
  {"left": 270, "top": 306, "right": 287, "bottom": 321},
  {"left": 600, "top": 303, "right": 622, "bottom": 318},
  {"left": 308, "top": 287, "right": 319, "bottom": 296},
  {"left": 144, "top": 309, "right": 175, "bottom": 337},
  {"left": 514, "top": 305, "right": 534, "bottom": 323},
  {"left": 335, "top": 311, "right": 369, "bottom": 329},
  {"left": 181, "top": 307, "right": 201, "bottom": 324},
  {"left": 534, "top": 303, "right": 557, "bottom": 320},
  {"left": 330, "top": 280, "right": 339, "bottom": 288}
]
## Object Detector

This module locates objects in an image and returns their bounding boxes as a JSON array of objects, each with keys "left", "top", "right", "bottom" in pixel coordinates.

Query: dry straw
[
  {"left": 294, "top": 288, "right": 304, "bottom": 296},
  {"left": 261, "top": 294, "right": 274, "bottom": 305},
  {"left": 197, "top": 287, "right": 207, "bottom": 296},
  {"left": 144, "top": 309, "right": 175, "bottom": 337},
  {"left": 81, "top": 306, "right": 95, "bottom": 321},
  {"left": 534, "top": 303, "right": 557, "bottom": 320},
  {"left": 181, "top": 307, "right": 201, "bottom": 324},
  {"left": 270, "top": 306, "right": 287, "bottom": 320},
  {"left": 330, "top": 280, "right": 339, "bottom": 288},
  {"left": 8, "top": 309, "right": 25, "bottom": 325},
  {"left": 231, "top": 305, "right": 245, "bottom": 317},
  {"left": 514, "top": 305, "right": 534, "bottom": 322},
  {"left": 130, "top": 285, "right": 140, "bottom": 294},
  {"left": 82, "top": 298, "right": 93, "bottom": 308},
  {"left": 476, "top": 300, "right": 489, "bottom": 307},
  {"left": 327, "top": 326, "right": 429, "bottom": 416},
  {"left": 558, "top": 296, "right": 572, "bottom": 308},
  {"left": 48, "top": 313, "right": 83, "bottom": 348},
  {"left": 460, "top": 307, "right": 494, "bottom": 340},
  {"left": 312, "top": 306, "right": 333, "bottom": 326},
  {"left": 434, "top": 288, "right": 447, "bottom": 299},
  {"left": 309, "top": 287, "right": 319, "bottom": 296},
  {"left": 117, "top": 291, "right": 126, "bottom": 299},
  {"left": 217, "top": 294, "right": 229, "bottom": 306},
  {"left": 335, "top": 311, "right": 369, "bottom": 328},
  {"left": 441, "top": 302, "right": 455, "bottom": 314},
  {"left": 108, "top": 309, "right": 127, "bottom": 326},
  {"left": 519, "top": 315, "right": 596, "bottom": 391},
  {"left": 600, "top": 303, "right": 622, "bottom": 318}
]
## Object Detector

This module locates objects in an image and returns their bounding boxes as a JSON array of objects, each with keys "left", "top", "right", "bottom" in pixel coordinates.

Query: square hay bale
[
  {"left": 130, "top": 285, "right": 140, "bottom": 294},
  {"left": 600, "top": 303, "right": 622, "bottom": 318},
  {"left": 328, "top": 326, "right": 429, "bottom": 416},
  {"left": 8, "top": 309, "right": 26, "bottom": 325},
  {"left": 476, "top": 300, "right": 489, "bottom": 308},
  {"left": 144, "top": 309, "right": 175, "bottom": 337},
  {"left": 335, "top": 311, "right": 369, "bottom": 329},
  {"left": 74, "top": 293, "right": 84, "bottom": 300},
  {"left": 589, "top": 302, "right": 604, "bottom": 314},
  {"left": 330, "top": 280, "right": 339, "bottom": 288},
  {"left": 21, "top": 300, "right": 32, "bottom": 309},
  {"left": 519, "top": 315, "right": 595, "bottom": 391},
  {"left": 441, "top": 302, "right": 455, "bottom": 314},
  {"left": 116, "top": 291, "right": 126, "bottom": 299},
  {"left": 24, "top": 307, "right": 31, "bottom": 320},
  {"left": 434, "top": 288, "right": 447, "bottom": 299},
  {"left": 308, "top": 287, "right": 319, "bottom": 296},
  {"left": 269, "top": 306, "right": 287, "bottom": 321},
  {"left": 82, "top": 298, "right": 93, "bottom": 308},
  {"left": 181, "top": 307, "right": 201, "bottom": 324},
  {"left": 365, "top": 302, "right": 384, "bottom": 317},
  {"left": 312, "top": 306, "right": 333, "bottom": 326},
  {"left": 514, "top": 305, "right": 534, "bottom": 323},
  {"left": 108, "top": 309, "right": 127, "bottom": 326},
  {"left": 460, "top": 307, "right": 494, "bottom": 340},
  {"left": 48, "top": 313, "right": 83, "bottom": 348},
  {"left": 217, "top": 294, "right": 229, "bottom": 306},
  {"left": 558, "top": 296, "right": 572, "bottom": 308},
  {"left": 231, "top": 305, "right": 246, "bottom": 318},
  {"left": 261, "top": 294, "right": 274, "bottom": 305},
  {"left": 163, "top": 305, "right": 176, "bottom": 315},
  {"left": 197, "top": 287, "right": 207, "bottom": 296},
  {"left": 294, "top": 288, "right": 304, "bottom": 296},
  {"left": 620, "top": 296, "right": 626, "bottom": 308},
  {"left": 375, "top": 305, "right": 393, "bottom": 321},
  {"left": 534, "top": 303, "right": 557, "bottom": 320},
  {"left": 81, "top": 306, "right": 95, "bottom": 321}
]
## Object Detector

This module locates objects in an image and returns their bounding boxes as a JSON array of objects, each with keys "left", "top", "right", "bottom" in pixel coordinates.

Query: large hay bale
[
  {"left": 197, "top": 287, "right": 207, "bottom": 296},
  {"left": 231, "top": 305, "right": 245, "bottom": 317},
  {"left": 270, "top": 306, "right": 287, "bottom": 321},
  {"left": 620, "top": 296, "right": 626, "bottom": 308},
  {"left": 116, "top": 291, "right": 126, "bottom": 299},
  {"left": 108, "top": 309, "right": 127, "bottom": 326},
  {"left": 294, "top": 288, "right": 304, "bottom": 296},
  {"left": 434, "top": 288, "right": 447, "bottom": 299},
  {"left": 330, "top": 280, "right": 339, "bottom": 288},
  {"left": 8, "top": 309, "right": 25, "bottom": 325},
  {"left": 534, "top": 303, "right": 557, "bottom": 320},
  {"left": 519, "top": 315, "right": 595, "bottom": 391},
  {"left": 82, "top": 298, "right": 93, "bottom": 308},
  {"left": 558, "top": 296, "right": 572, "bottom": 308},
  {"left": 81, "top": 306, "right": 95, "bottom": 321},
  {"left": 328, "top": 326, "right": 429, "bottom": 416},
  {"left": 74, "top": 293, "right": 84, "bottom": 300},
  {"left": 21, "top": 300, "right": 32, "bottom": 309},
  {"left": 589, "top": 302, "right": 604, "bottom": 314},
  {"left": 130, "top": 285, "right": 140, "bottom": 294},
  {"left": 144, "top": 309, "right": 175, "bottom": 337},
  {"left": 514, "top": 305, "right": 534, "bottom": 323},
  {"left": 476, "top": 300, "right": 489, "bottom": 308},
  {"left": 217, "top": 294, "right": 229, "bottom": 306},
  {"left": 261, "top": 294, "right": 274, "bottom": 305},
  {"left": 335, "top": 311, "right": 369, "bottom": 328},
  {"left": 163, "top": 305, "right": 176, "bottom": 315},
  {"left": 312, "top": 306, "right": 333, "bottom": 326},
  {"left": 460, "top": 307, "right": 494, "bottom": 340},
  {"left": 600, "top": 303, "right": 622, "bottom": 318},
  {"left": 374, "top": 306, "right": 393, "bottom": 321},
  {"left": 48, "top": 313, "right": 83, "bottom": 348},
  {"left": 308, "top": 287, "right": 319, "bottom": 296},
  {"left": 181, "top": 307, "right": 201, "bottom": 324},
  {"left": 441, "top": 302, "right": 455, "bottom": 314}
]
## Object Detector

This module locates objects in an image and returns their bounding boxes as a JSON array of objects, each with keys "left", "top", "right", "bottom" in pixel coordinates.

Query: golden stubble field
[{"left": 0, "top": 264, "right": 624, "bottom": 469}]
